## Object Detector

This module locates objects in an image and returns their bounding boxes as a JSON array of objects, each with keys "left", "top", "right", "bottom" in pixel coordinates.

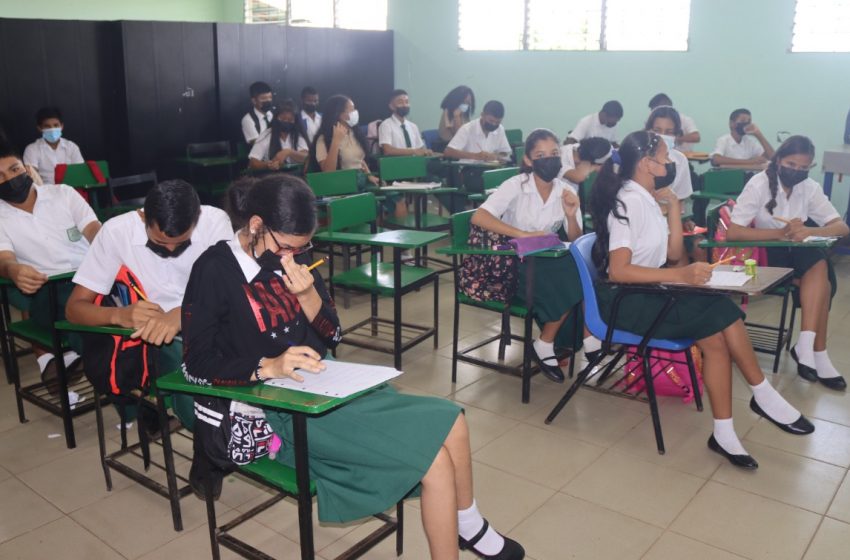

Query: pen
[{"left": 306, "top": 256, "right": 329, "bottom": 272}]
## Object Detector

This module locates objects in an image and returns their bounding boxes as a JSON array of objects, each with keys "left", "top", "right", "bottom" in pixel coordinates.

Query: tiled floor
[{"left": 2, "top": 255, "right": 850, "bottom": 559}]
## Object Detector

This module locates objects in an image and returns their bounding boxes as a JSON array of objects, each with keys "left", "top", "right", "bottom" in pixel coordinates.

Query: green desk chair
[
  {"left": 513, "top": 146, "right": 525, "bottom": 164},
  {"left": 183, "top": 141, "right": 235, "bottom": 203},
  {"left": 99, "top": 171, "right": 157, "bottom": 221},
  {"left": 469, "top": 166, "right": 520, "bottom": 207},
  {"left": 378, "top": 155, "right": 453, "bottom": 231},
  {"left": 505, "top": 128, "right": 523, "bottom": 147},
  {"left": 691, "top": 168, "right": 747, "bottom": 226},
  {"left": 60, "top": 160, "right": 111, "bottom": 210}
]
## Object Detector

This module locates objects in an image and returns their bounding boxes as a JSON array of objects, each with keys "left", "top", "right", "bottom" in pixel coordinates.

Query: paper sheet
[
  {"left": 803, "top": 236, "right": 840, "bottom": 243},
  {"left": 381, "top": 181, "right": 441, "bottom": 191},
  {"left": 264, "top": 360, "right": 402, "bottom": 398},
  {"left": 707, "top": 271, "right": 751, "bottom": 287},
  {"left": 457, "top": 159, "right": 502, "bottom": 165}
]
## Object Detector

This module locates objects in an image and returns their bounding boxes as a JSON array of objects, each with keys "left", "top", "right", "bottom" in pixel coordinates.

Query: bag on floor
[{"left": 621, "top": 346, "right": 703, "bottom": 404}]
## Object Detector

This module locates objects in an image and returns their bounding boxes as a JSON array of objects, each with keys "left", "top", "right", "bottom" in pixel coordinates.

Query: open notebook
[{"left": 264, "top": 360, "right": 402, "bottom": 398}]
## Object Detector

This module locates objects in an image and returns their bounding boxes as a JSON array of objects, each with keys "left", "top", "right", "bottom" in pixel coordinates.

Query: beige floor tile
[
  {"left": 642, "top": 532, "right": 748, "bottom": 560},
  {"left": 462, "top": 404, "right": 519, "bottom": 453},
  {"left": 511, "top": 493, "right": 662, "bottom": 560},
  {"left": 803, "top": 517, "right": 850, "bottom": 560},
  {"left": 745, "top": 414, "right": 850, "bottom": 468},
  {"left": 468, "top": 461, "right": 557, "bottom": 533},
  {"left": 473, "top": 423, "right": 604, "bottom": 490},
  {"left": 0, "top": 477, "right": 64, "bottom": 543},
  {"left": 451, "top": 374, "right": 558, "bottom": 420},
  {"left": 0, "top": 464, "right": 10, "bottom": 482},
  {"left": 137, "top": 524, "right": 241, "bottom": 560},
  {"left": 671, "top": 481, "right": 820, "bottom": 560},
  {"left": 778, "top": 375, "right": 850, "bottom": 427},
  {"left": 562, "top": 448, "right": 705, "bottom": 528},
  {"left": 712, "top": 441, "right": 845, "bottom": 514},
  {"left": 826, "top": 472, "right": 850, "bottom": 523},
  {"left": 318, "top": 503, "right": 434, "bottom": 560},
  {"left": 0, "top": 516, "right": 123, "bottom": 559},
  {"left": 0, "top": 415, "right": 98, "bottom": 474},
  {"left": 217, "top": 473, "right": 278, "bottom": 511},
  {"left": 395, "top": 352, "right": 490, "bottom": 398}
]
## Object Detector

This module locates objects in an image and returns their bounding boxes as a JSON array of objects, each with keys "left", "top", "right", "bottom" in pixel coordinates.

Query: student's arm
[
  {"left": 319, "top": 125, "right": 347, "bottom": 172},
  {"left": 69, "top": 142, "right": 84, "bottom": 164},
  {"left": 64, "top": 185, "right": 100, "bottom": 242},
  {"left": 710, "top": 154, "right": 767, "bottom": 166},
  {"left": 0, "top": 251, "right": 48, "bottom": 294},
  {"left": 381, "top": 143, "right": 429, "bottom": 157},
  {"left": 280, "top": 255, "right": 343, "bottom": 351},
  {"left": 564, "top": 161, "right": 598, "bottom": 184},
  {"left": 679, "top": 131, "right": 701, "bottom": 144},
  {"left": 471, "top": 208, "right": 545, "bottom": 238},
  {"left": 494, "top": 129, "right": 512, "bottom": 159},
  {"left": 82, "top": 221, "right": 101, "bottom": 243},
  {"left": 443, "top": 124, "right": 482, "bottom": 159},
  {"left": 725, "top": 183, "right": 782, "bottom": 241},
  {"left": 607, "top": 248, "right": 710, "bottom": 285},
  {"left": 659, "top": 190, "right": 686, "bottom": 266},
  {"left": 747, "top": 124, "right": 774, "bottom": 159},
  {"left": 65, "top": 284, "right": 163, "bottom": 330},
  {"left": 242, "top": 115, "right": 260, "bottom": 145},
  {"left": 561, "top": 189, "right": 582, "bottom": 241}
]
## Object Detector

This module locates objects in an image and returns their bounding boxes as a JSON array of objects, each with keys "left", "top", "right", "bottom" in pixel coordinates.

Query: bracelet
[{"left": 254, "top": 357, "right": 266, "bottom": 382}]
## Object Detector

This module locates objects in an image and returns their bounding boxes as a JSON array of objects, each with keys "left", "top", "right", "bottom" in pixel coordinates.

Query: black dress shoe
[
  {"left": 530, "top": 345, "right": 564, "bottom": 383},
  {"left": 707, "top": 435, "right": 758, "bottom": 470},
  {"left": 459, "top": 519, "right": 525, "bottom": 560},
  {"left": 818, "top": 376, "right": 847, "bottom": 391},
  {"left": 790, "top": 347, "right": 819, "bottom": 382},
  {"left": 749, "top": 397, "right": 815, "bottom": 435}
]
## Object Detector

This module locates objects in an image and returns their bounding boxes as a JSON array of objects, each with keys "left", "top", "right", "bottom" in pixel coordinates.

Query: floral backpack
[{"left": 458, "top": 224, "right": 518, "bottom": 303}]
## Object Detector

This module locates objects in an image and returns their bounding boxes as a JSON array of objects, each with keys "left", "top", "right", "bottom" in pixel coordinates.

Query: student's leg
[
  {"left": 809, "top": 264, "right": 844, "bottom": 381},
  {"left": 420, "top": 446, "right": 459, "bottom": 560},
  {"left": 539, "top": 313, "right": 568, "bottom": 344},
  {"left": 695, "top": 332, "right": 733, "bottom": 419},
  {"left": 798, "top": 260, "right": 829, "bottom": 352}
]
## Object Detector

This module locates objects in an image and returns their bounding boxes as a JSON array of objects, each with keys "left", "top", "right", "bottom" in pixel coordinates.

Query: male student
[
  {"left": 378, "top": 89, "right": 433, "bottom": 156},
  {"left": 444, "top": 100, "right": 511, "bottom": 161},
  {"left": 241, "top": 81, "right": 274, "bottom": 145},
  {"left": 565, "top": 100, "right": 623, "bottom": 145},
  {"left": 300, "top": 86, "right": 322, "bottom": 143},
  {"left": 0, "top": 143, "right": 100, "bottom": 394},
  {"left": 710, "top": 108, "right": 775, "bottom": 166},
  {"left": 66, "top": 180, "right": 232, "bottom": 425},
  {"left": 23, "top": 106, "right": 84, "bottom": 185},
  {"left": 648, "top": 93, "right": 701, "bottom": 150}
]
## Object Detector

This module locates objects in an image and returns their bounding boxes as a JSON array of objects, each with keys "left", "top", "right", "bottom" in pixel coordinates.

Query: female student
[
  {"left": 182, "top": 175, "right": 525, "bottom": 560},
  {"left": 248, "top": 101, "right": 309, "bottom": 171},
  {"left": 438, "top": 85, "right": 475, "bottom": 143},
  {"left": 590, "top": 131, "right": 814, "bottom": 469},
  {"left": 472, "top": 129, "right": 586, "bottom": 383},
  {"left": 560, "top": 136, "right": 612, "bottom": 191},
  {"left": 727, "top": 135, "right": 849, "bottom": 390}
]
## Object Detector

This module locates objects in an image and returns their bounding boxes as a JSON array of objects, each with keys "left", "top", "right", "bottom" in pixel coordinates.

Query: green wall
[
  {"left": 389, "top": 0, "right": 850, "bottom": 211},
  {"left": 0, "top": 0, "right": 243, "bottom": 22}
]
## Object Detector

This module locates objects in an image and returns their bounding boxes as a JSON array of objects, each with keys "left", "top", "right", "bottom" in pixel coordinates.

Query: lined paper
[{"left": 264, "top": 360, "right": 402, "bottom": 398}]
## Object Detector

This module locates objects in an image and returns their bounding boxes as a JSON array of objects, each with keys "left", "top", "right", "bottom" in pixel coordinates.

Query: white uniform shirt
[
  {"left": 241, "top": 108, "right": 271, "bottom": 144},
  {"left": 248, "top": 132, "right": 309, "bottom": 164},
  {"left": 730, "top": 171, "right": 840, "bottom": 230},
  {"left": 607, "top": 180, "right": 669, "bottom": 269},
  {"left": 0, "top": 184, "right": 97, "bottom": 275},
  {"left": 559, "top": 146, "right": 581, "bottom": 191},
  {"left": 480, "top": 173, "right": 582, "bottom": 235},
  {"left": 669, "top": 148, "right": 694, "bottom": 200},
  {"left": 73, "top": 206, "right": 232, "bottom": 312},
  {"left": 676, "top": 113, "right": 699, "bottom": 152},
  {"left": 22, "top": 138, "right": 84, "bottom": 186},
  {"left": 569, "top": 113, "right": 618, "bottom": 143},
  {"left": 447, "top": 120, "right": 511, "bottom": 156},
  {"left": 300, "top": 111, "right": 322, "bottom": 143},
  {"left": 378, "top": 115, "right": 425, "bottom": 150},
  {"left": 710, "top": 134, "right": 765, "bottom": 160}
]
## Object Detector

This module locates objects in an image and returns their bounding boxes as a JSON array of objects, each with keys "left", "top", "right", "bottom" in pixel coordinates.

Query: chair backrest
[
  {"left": 513, "top": 146, "right": 525, "bottom": 163},
  {"left": 187, "top": 141, "right": 231, "bottom": 159},
  {"left": 569, "top": 233, "right": 607, "bottom": 339},
  {"left": 378, "top": 155, "right": 430, "bottom": 182},
  {"left": 60, "top": 161, "right": 110, "bottom": 187},
  {"left": 505, "top": 128, "right": 523, "bottom": 146},
  {"left": 703, "top": 169, "right": 745, "bottom": 195},
  {"left": 107, "top": 171, "right": 157, "bottom": 207},
  {"left": 580, "top": 170, "right": 597, "bottom": 206},
  {"left": 449, "top": 210, "right": 475, "bottom": 248},
  {"left": 421, "top": 129, "right": 440, "bottom": 150},
  {"left": 482, "top": 166, "right": 520, "bottom": 190},
  {"left": 306, "top": 168, "right": 359, "bottom": 197},
  {"left": 326, "top": 192, "right": 377, "bottom": 232}
]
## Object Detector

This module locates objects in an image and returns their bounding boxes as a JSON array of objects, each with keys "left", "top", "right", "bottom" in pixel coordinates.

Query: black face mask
[
  {"left": 778, "top": 166, "right": 809, "bottom": 189},
  {"left": 146, "top": 239, "right": 191, "bottom": 259},
  {"left": 395, "top": 106, "right": 410, "bottom": 118},
  {"left": 254, "top": 249, "right": 283, "bottom": 272},
  {"left": 302, "top": 103, "right": 317, "bottom": 114},
  {"left": 735, "top": 122, "right": 749, "bottom": 136},
  {"left": 653, "top": 162, "right": 677, "bottom": 190},
  {"left": 482, "top": 121, "right": 499, "bottom": 132},
  {"left": 532, "top": 156, "right": 562, "bottom": 183},
  {"left": 276, "top": 121, "right": 296, "bottom": 134},
  {"left": 0, "top": 173, "right": 33, "bottom": 204},
  {"left": 605, "top": 122, "right": 617, "bottom": 128},
  {"left": 260, "top": 101, "right": 273, "bottom": 113}
]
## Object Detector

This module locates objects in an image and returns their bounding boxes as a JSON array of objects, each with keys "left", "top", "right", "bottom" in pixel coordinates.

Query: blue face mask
[{"left": 42, "top": 128, "right": 62, "bottom": 143}]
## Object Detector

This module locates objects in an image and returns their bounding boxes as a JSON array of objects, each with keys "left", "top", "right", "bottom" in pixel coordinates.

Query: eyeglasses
[
  {"left": 779, "top": 162, "right": 817, "bottom": 172},
  {"left": 269, "top": 232, "right": 313, "bottom": 256}
]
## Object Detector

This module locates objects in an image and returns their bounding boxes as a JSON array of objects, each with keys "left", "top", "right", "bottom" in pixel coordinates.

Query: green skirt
[
  {"left": 516, "top": 254, "right": 584, "bottom": 349},
  {"left": 765, "top": 246, "right": 837, "bottom": 306},
  {"left": 595, "top": 282, "right": 744, "bottom": 341},
  {"left": 265, "top": 385, "right": 462, "bottom": 523}
]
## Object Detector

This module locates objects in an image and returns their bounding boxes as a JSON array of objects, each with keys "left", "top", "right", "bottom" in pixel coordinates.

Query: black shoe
[
  {"left": 707, "top": 435, "right": 758, "bottom": 470},
  {"left": 189, "top": 456, "right": 223, "bottom": 501},
  {"left": 749, "top": 397, "right": 814, "bottom": 435},
  {"left": 818, "top": 376, "right": 847, "bottom": 391},
  {"left": 790, "top": 347, "right": 818, "bottom": 382},
  {"left": 530, "top": 345, "right": 564, "bottom": 383},
  {"left": 459, "top": 519, "right": 525, "bottom": 560}
]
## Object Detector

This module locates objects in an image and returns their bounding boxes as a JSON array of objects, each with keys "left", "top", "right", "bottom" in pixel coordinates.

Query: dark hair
[
  {"left": 648, "top": 93, "right": 672, "bottom": 110},
  {"left": 143, "top": 180, "right": 201, "bottom": 237},
  {"left": 389, "top": 89, "right": 408, "bottom": 103},
  {"left": 601, "top": 100, "right": 624, "bottom": 119},
  {"left": 482, "top": 100, "right": 505, "bottom": 119},
  {"left": 519, "top": 128, "right": 560, "bottom": 174},
  {"left": 0, "top": 142, "right": 21, "bottom": 160},
  {"left": 249, "top": 81, "right": 272, "bottom": 98},
  {"left": 440, "top": 85, "right": 475, "bottom": 116},
  {"left": 227, "top": 174, "right": 316, "bottom": 237},
  {"left": 590, "top": 131, "right": 662, "bottom": 275},
  {"left": 729, "top": 108, "right": 751, "bottom": 122},
  {"left": 765, "top": 135, "right": 815, "bottom": 215},
  {"left": 301, "top": 86, "right": 318, "bottom": 98},
  {"left": 225, "top": 176, "right": 258, "bottom": 231},
  {"left": 309, "top": 94, "right": 370, "bottom": 172},
  {"left": 36, "top": 106, "right": 63, "bottom": 126},
  {"left": 645, "top": 106, "right": 683, "bottom": 137},
  {"left": 269, "top": 99, "right": 307, "bottom": 161},
  {"left": 577, "top": 137, "right": 612, "bottom": 163}
]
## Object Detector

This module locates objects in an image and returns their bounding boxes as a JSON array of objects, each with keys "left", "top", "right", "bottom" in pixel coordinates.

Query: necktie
[{"left": 401, "top": 123, "right": 412, "bottom": 148}]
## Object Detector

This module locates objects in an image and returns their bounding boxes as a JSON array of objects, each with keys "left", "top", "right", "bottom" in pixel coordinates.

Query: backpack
[
  {"left": 621, "top": 347, "right": 703, "bottom": 404},
  {"left": 711, "top": 200, "right": 767, "bottom": 266},
  {"left": 458, "top": 224, "right": 518, "bottom": 304}
]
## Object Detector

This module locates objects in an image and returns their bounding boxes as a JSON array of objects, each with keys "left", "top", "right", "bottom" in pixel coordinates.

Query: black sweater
[{"left": 181, "top": 241, "right": 341, "bottom": 386}]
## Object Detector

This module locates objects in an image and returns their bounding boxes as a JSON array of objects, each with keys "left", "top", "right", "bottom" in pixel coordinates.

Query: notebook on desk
[
  {"left": 381, "top": 181, "right": 441, "bottom": 191},
  {"left": 264, "top": 360, "right": 402, "bottom": 398}
]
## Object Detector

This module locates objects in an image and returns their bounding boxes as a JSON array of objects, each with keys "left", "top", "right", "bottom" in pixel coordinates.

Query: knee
[
  {"left": 422, "top": 446, "right": 454, "bottom": 487},
  {"left": 697, "top": 332, "right": 727, "bottom": 354}
]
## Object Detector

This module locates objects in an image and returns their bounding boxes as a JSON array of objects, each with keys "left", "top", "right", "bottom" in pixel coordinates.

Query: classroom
[{"left": 1, "top": 0, "right": 849, "bottom": 559}]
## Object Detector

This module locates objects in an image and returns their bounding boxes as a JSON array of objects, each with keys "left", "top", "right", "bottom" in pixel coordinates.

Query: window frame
[
  {"left": 244, "top": 0, "right": 388, "bottom": 30},
  {"left": 790, "top": 0, "right": 850, "bottom": 53}
]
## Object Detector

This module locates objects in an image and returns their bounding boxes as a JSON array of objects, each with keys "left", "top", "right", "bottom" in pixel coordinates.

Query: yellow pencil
[
  {"left": 127, "top": 278, "right": 148, "bottom": 301},
  {"left": 306, "top": 256, "right": 329, "bottom": 272},
  {"left": 710, "top": 256, "right": 736, "bottom": 268}
]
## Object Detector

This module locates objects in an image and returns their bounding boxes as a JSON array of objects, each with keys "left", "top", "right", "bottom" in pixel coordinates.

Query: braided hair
[{"left": 765, "top": 135, "right": 815, "bottom": 215}]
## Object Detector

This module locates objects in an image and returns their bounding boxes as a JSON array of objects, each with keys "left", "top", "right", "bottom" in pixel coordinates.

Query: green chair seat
[
  {"left": 9, "top": 319, "right": 55, "bottom": 348},
  {"left": 457, "top": 292, "right": 529, "bottom": 317},
  {"left": 382, "top": 213, "right": 450, "bottom": 229},
  {"left": 331, "top": 263, "right": 435, "bottom": 296},
  {"left": 239, "top": 456, "right": 316, "bottom": 496}
]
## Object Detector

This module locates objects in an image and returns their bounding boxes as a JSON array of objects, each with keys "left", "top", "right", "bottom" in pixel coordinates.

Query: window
[
  {"left": 792, "top": 0, "right": 850, "bottom": 52},
  {"left": 458, "top": 0, "right": 691, "bottom": 51},
  {"left": 244, "top": 0, "right": 388, "bottom": 31}
]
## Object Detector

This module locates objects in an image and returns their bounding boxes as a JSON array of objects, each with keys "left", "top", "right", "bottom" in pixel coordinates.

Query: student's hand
[
  {"left": 679, "top": 262, "right": 713, "bottom": 285},
  {"left": 367, "top": 174, "right": 380, "bottom": 186},
  {"left": 332, "top": 122, "right": 348, "bottom": 144},
  {"left": 272, "top": 149, "right": 290, "bottom": 163},
  {"left": 263, "top": 346, "right": 327, "bottom": 382},
  {"left": 131, "top": 307, "right": 181, "bottom": 346},
  {"left": 683, "top": 219, "right": 697, "bottom": 233},
  {"left": 575, "top": 160, "right": 594, "bottom": 180},
  {"left": 118, "top": 301, "right": 165, "bottom": 330},
  {"left": 415, "top": 148, "right": 433, "bottom": 157},
  {"left": 653, "top": 187, "right": 679, "bottom": 208},
  {"left": 266, "top": 160, "right": 281, "bottom": 170},
  {"left": 744, "top": 123, "right": 761, "bottom": 136},
  {"left": 782, "top": 219, "right": 809, "bottom": 242},
  {"left": 561, "top": 189, "right": 580, "bottom": 218},
  {"left": 9, "top": 263, "right": 48, "bottom": 294},
  {"left": 281, "top": 254, "right": 315, "bottom": 296},
  {"left": 478, "top": 151, "right": 499, "bottom": 161}
]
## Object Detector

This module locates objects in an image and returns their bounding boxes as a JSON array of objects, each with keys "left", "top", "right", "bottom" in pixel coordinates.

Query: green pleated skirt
[
  {"left": 765, "top": 246, "right": 837, "bottom": 306},
  {"left": 515, "top": 254, "right": 584, "bottom": 349},
  {"left": 265, "top": 385, "right": 462, "bottom": 523}
]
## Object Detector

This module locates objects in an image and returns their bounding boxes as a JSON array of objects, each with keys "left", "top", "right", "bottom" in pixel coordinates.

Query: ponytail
[{"left": 764, "top": 134, "right": 815, "bottom": 215}]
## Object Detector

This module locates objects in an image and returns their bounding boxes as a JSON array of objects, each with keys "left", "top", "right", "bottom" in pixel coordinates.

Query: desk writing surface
[
  {"left": 822, "top": 145, "right": 850, "bottom": 175},
  {"left": 54, "top": 320, "right": 134, "bottom": 336},
  {"left": 663, "top": 265, "right": 792, "bottom": 296},
  {"left": 698, "top": 238, "right": 837, "bottom": 249},
  {"left": 712, "top": 163, "right": 768, "bottom": 172},
  {"left": 314, "top": 230, "right": 447, "bottom": 249}
]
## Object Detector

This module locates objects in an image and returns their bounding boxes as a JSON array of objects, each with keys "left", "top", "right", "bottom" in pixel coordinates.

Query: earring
[{"left": 250, "top": 229, "right": 256, "bottom": 234}]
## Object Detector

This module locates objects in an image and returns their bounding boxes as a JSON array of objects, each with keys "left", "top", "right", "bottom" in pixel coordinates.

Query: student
[
  {"left": 644, "top": 106, "right": 693, "bottom": 201},
  {"left": 241, "top": 81, "right": 274, "bottom": 145},
  {"left": 248, "top": 101, "right": 309, "bottom": 171},
  {"left": 183, "top": 175, "right": 526, "bottom": 560},
  {"left": 300, "top": 86, "right": 322, "bottom": 144},
  {"left": 647, "top": 93, "right": 700, "bottom": 151},
  {"left": 710, "top": 108, "right": 775, "bottom": 166},
  {"left": 23, "top": 106, "right": 84, "bottom": 186},
  {"left": 438, "top": 85, "right": 475, "bottom": 143},
  {"left": 565, "top": 101, "right": 623, "bottom": 146},
  {"left": 65, "top": 180, "right": 233, "bottom": 424},
  {"left": 0, "top": 143, "right": 99, "bottom": 394},
  {"left": 590, "top": 130, "right": 814, "bottom": 469},
  {"left": 727, "top": 135, "right": 849, "bottom": 390},
  {"left": 472, "top": 129, "right": 584, "bottom": 382},
  {"left": 560, "top": 137, "right": 612, "bottom": 191},
  {"left": 378, "top": 89, "right": 433, "bottom": 156},
  {"left": 444, "top": 100, "right": 511, "bottom": 162}
]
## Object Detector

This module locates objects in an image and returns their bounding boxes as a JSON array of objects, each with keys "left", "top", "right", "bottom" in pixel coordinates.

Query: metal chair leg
[
  {"left": 684, "top": 348, "right": 703, "bottom": 412},
  {"left": 94, "top": 394, "right": 113, "bottom": 491},
  {"left": 395, "top": 500, "right": 404, "bottom": 556},
  {"left": 642, "top": 352, "right": 666, "bottom": 455}
]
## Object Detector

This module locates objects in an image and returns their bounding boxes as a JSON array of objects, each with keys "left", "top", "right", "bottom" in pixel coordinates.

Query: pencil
[
  {"left": 710, "top": 256, "right": 736, "bottom": 268},
  {"left": 773, "top": 216, "right": 793, "bottom": 224},
  {"left": 306, "top": 256, "right": 329, "bottom": 272},
  {"left": 127, "top": 278, "right": 147, "bottom": 301}
]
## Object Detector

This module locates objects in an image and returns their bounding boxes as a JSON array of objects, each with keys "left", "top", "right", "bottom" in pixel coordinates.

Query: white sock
[
  {"left": 583, "top": 335, "right": 602, "bottom": 354},
  {"left": 36, "top": 353, "right": 54, "bottom": 373},
  {"left": 814, "top": 351, "right": 843, "bottom": 379},
  {"left": 458, "top": 500, "right": 504, "bottom": 556},
  {"left": 751, "top": 379, "right": 800, "bottom": 424},
  {"left": 533, "top": 339, "right": 558, "bottom": 366},
  {"left": 794, "top": 331, "right": 816, "bottom": 368},
  {"left": 713, "top": 418, "right": 748, "bottom": 456},
  {"left": 62, "top": 351, "right": 80, "bottom": 368}
]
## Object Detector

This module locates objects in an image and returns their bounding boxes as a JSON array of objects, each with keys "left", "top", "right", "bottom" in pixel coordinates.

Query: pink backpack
[
  {"left": 712, "top": 200, "right": 767, "bottom": 266},
  {"left": 621, "top": 347, "right": 704, "bottom": 404}
]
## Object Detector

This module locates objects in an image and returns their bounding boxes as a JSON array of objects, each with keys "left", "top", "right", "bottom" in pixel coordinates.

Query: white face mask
[
  {"left": 659, "top": 134, "right": 676, "bottom": 151},
  {"left": 346, "top": 109, "right": 360, "bottom": 127},
  {"left": 457, "top": 103, "right": 470, "bottom": 114}
]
